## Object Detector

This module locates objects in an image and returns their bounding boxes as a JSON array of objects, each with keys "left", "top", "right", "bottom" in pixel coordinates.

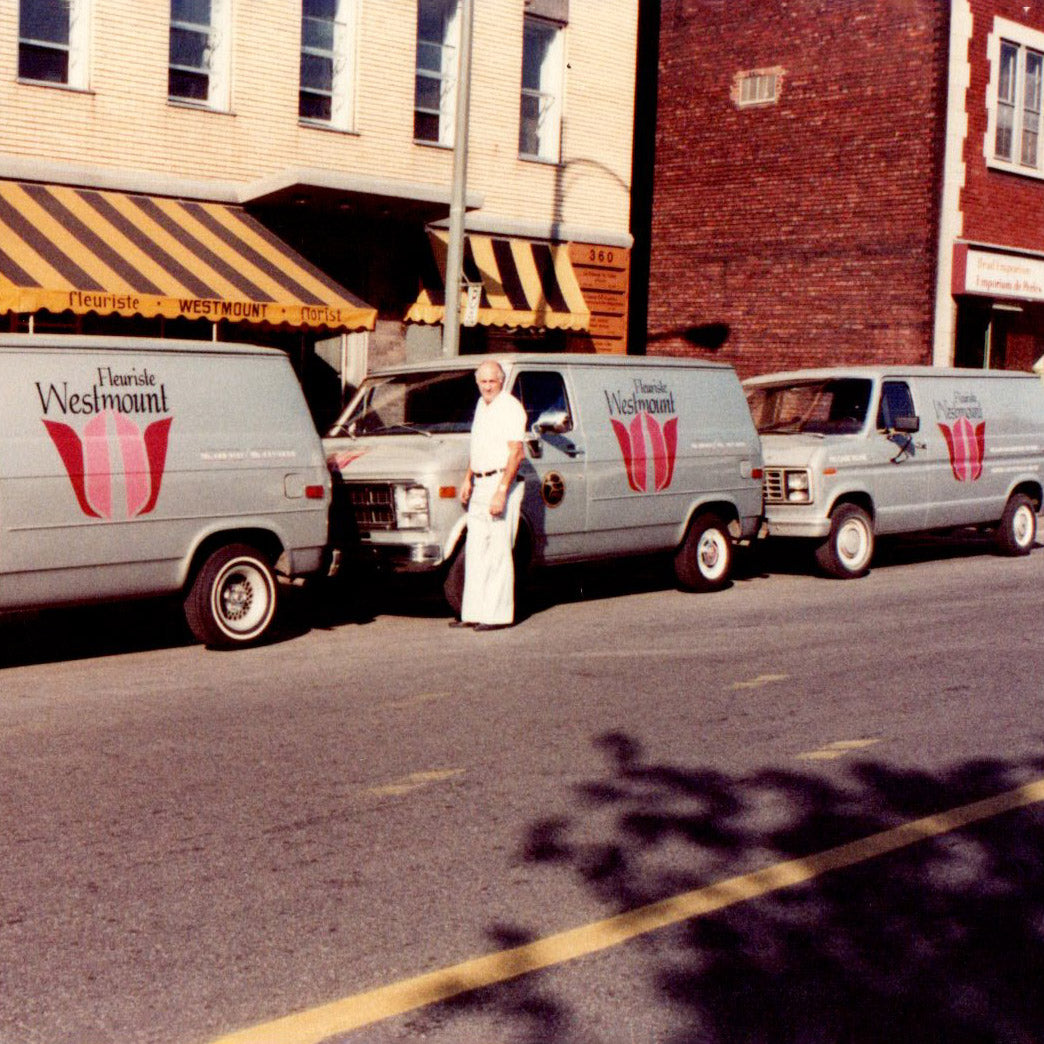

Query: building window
[
  {"left": 169, "top": 0, "right": 231, "bottom": 110},
  {"left": 18, "top": 0, "right": 90, "bottom": 88},
  {"left": 988, "top": 19, "right": 1044, "bottom": 177},
  {"left": 415, "top": 0, "right": 461, "bottom": 145},
  {"left": 519, "top": 15, "right": 564, "bottom": 161},
  {"left": 300, "top": 0, "right": 357, "bottom": 128},
  {"left": 734, "top": 69, "right": 781, "bottom": 108}
]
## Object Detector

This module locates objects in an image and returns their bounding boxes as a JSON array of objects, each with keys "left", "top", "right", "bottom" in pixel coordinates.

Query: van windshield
[
  {"left": 746, "top": 378, "right": 872, "bottom": 435},
  {"left": 326, "top": 370, "right": 480, "bottom": 437}
]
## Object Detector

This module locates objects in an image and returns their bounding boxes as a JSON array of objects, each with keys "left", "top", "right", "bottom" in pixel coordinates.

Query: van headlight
[
  {"left": 784, "top": 470, "right": 812, "bottom": 503},
  {"left": 394, "top": 484, "right": 431, "bottom": 529}
]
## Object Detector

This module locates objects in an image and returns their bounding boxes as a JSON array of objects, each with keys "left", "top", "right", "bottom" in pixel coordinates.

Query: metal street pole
[{"left": 441, "top": 0, "right": 474, "bottom": 357}]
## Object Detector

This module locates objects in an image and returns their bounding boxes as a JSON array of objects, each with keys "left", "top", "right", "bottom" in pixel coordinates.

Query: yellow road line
[
  {"left": 208, "top": 777, "right": 1044, "bottom": 1044},
  {"left": 730, "top": 673, "right": 789, "bottom": 691},
  {"left": 797, "top": 738, "right": 881, "bottom": 761},
  {"left": 385, "top": 692, "right": 451, "bottom": 711},
  {"left": 365, "top": 769, "right": 464, "bottom": 798}
]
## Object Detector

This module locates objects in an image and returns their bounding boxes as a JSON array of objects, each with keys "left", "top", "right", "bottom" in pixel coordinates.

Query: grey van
[
  {"left": 744, "top": 366, "right": 1044, "bottom": 577},
  {"left": 323, "top": 353, "right": 762, "bottom": 607},
  {"left": 0, "top": 334, "right": 330, "bottom": 647}
]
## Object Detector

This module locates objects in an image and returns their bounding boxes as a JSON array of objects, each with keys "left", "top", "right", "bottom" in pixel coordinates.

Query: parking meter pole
[{"left": 442, "top": 0, "right": 474, "bottom": 358}]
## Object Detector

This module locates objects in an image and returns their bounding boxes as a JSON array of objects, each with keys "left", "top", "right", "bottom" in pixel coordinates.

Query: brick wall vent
[{"left": 732, "top": 67, "right": 785, "bottom": 108}]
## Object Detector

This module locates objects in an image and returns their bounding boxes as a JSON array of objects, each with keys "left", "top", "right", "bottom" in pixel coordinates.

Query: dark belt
[{"left": 473, "top": 468, "right": 503, "bottom": 478}]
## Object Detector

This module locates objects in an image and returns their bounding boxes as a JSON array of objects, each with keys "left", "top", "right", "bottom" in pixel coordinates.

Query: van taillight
[
  {"left": 305, "top": 485, "right": 326, "bottom": 500},
  {"left": 752, "top": 468, "right": 763, "bottom": 480}
]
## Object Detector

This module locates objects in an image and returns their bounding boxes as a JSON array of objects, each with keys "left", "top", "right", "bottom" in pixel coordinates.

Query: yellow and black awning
[
  {"left": 0, "top": 180, "right": 376, "bottom": 331},
  {"left": 406, "top": 230, "right": 590, "bottom": 331}
]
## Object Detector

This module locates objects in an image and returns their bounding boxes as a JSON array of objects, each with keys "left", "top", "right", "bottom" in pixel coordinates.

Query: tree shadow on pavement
[{"left": 422, "top": 734, "right": 1044, "bottom": 1043}]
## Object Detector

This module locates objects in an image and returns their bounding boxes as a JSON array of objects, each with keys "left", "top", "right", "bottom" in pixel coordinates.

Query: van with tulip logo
[
  {"left": 743, "top": 366, "right": 1044, "bottom": 577},
  {"left": 323, "top": 354, "right": 762, "bottom": 609},
  {"left": 0, "top": 334, "right": 330, "bottom": 648}
]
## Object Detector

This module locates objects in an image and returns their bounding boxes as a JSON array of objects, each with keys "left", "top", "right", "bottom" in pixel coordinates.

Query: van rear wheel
[
  {"left": 995, "top": 493, "right": 1037, "bottom": 556},
  {"left": 185, "top": 543, "right": 278, "bottom": 648},
  {"left": 816, "top": 504, "right": 874, "bottom": 578},
  {"left": 674, "top": 513, "right": 732, "bottom": 592}
]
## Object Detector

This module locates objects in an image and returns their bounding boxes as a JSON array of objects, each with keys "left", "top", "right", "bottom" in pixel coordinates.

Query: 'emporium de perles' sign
[{"left": 953, "top": 244, "right": 1044, "bottom": 302}]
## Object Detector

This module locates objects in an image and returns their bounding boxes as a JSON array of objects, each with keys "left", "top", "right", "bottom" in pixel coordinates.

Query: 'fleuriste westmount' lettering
[
  {"left": 36, "top": 380, "right": 170, "bottom": 417},
  {"left": 603, "top": 385, "right": 676, "bottom": 417},
  {"left": 934, "top": 394, "right": 984, "bottom": 422}
]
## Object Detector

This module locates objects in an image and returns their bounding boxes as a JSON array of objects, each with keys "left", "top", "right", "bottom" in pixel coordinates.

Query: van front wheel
[
  {"left": 185, "top": 544, "right": 278, "bottom": 648},
  {"left": 996, "top": 493, "right": 1037, "bottom": 556},
  {"left": 816, "top": 504, "right": 874, "bottom": 579},
  {"left": 442, "top": 529, "right": 532, "bottom": 617},
  {"left": 674, "top": 514, "right": 732, "bottom": 592},
  {"left": 442, "top": 546, "right": 465, "bottom": 617}
]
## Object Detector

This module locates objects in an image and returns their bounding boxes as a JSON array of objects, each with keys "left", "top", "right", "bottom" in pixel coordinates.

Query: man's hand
[
  {"left": 489, "top": 486, "right": 507, "bottom": 517},
  {"left": 460, "top": 473, "right": 473, "bottom": 508}
]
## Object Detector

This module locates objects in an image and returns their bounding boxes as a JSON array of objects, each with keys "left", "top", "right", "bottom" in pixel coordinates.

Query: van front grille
[
  {"left": 343, "top": 482, "right": 396, "bottom": 530},
  {"left": 763, "top": 468, "right": 786, "bottom": 503}
]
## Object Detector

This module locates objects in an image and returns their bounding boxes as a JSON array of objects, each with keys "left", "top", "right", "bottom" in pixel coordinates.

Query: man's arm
[
  {"left": 488, "top": 440, "right": 523, "bottom": 518},
  {"left": 459, "top": 465, "right": 474, "bottom": 508}
]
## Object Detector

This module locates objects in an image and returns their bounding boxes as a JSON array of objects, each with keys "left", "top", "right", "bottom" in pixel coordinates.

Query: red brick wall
[
  {"left": 962, "top": 0, "right": 1044, "bottom": 248},
  {"left": 647, "top": 0, "right": 949, "bottom": 377}
]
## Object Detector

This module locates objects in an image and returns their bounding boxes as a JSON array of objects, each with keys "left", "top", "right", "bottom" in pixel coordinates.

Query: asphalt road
[{"left": 2, "top": 535, "right": 1044, "bottom": 1044}]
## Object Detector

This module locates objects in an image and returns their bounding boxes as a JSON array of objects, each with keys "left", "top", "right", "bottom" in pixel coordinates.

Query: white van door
[
  {"left": 870, "top": 379, "right": 931, "bottom": 534},
  {"left": 510, "top": 369, "right": 588, "bottom": 561},
  {"left": 923, "top": 379, "right": 1003, "bottom": 529}
]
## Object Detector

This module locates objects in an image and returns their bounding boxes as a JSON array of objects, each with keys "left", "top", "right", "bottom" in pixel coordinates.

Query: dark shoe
[
  {"left": 473, "top": 623, "right": 512, "bottom": 632},
  {"left": 448, "top": 619, "right": 475, "bottom": 628}
]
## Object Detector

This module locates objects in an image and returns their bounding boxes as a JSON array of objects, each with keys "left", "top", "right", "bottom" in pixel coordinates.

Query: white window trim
[
  {"left": 300, "top": 0, "right": 359, "bottom": 131},
  {"left": 18, "top": 0, "right": 91, "bottom": 90},
  {"left": 519, "top": 14, "right": 565, "bottom": 163},
  {"left": 985, "top": 16, "right": 1044, "bottom": 180},
  {"left": 169, "top": 0, "right": 232, "bottom": 112},
  {"left": 208, "top": 0, "right": 232, "bottom": 111},
  {"left": 415, "top": 0, "right": 461, "bottom": 147},
  {"left": 68, "top": 0, "right": 91, "bottom": 89}
]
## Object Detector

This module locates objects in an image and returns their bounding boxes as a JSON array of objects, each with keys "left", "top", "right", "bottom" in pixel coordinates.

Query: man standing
[{"left": 454, "top": 359, "right": 527, "bottom": 631}]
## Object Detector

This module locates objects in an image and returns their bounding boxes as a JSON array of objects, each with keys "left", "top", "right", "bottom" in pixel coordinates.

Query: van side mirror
[
  {"left": 532, "top": 408, "right": 570, "bottom": 435},
  {"left": 892, "top": 415, "right": 920, "bottom": 434}
]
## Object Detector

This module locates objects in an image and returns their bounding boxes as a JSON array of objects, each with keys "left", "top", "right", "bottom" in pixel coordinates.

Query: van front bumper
[
  {"left": 762, "top": 510, "right": 832, "bottom": 539},
  {"left": 354, "top": 534, "right": 448, "bottom": 572}
]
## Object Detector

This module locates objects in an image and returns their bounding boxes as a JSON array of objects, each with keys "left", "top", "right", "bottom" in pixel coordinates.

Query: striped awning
[
  {"left": 406, "top": 230, "right": 590, "bottom": 331},
  {"left": 0, "top": 180, "right": 377, "bottom": 331}
]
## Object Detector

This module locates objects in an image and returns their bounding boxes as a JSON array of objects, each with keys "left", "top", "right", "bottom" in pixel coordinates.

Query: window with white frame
[
  {"left": 987, "top": 18, "right": 1044, "bottom": 176},
  {"left": 414, "top": 0, "right": 460, "bottom": 145},
  {"left": 18, "top": 0, "right": 91, "bottom": 88},
  {"left": 735, "top": 69, "right": 780, "bottom": 108},
  {"left": 169, "top": 0, "right": 231, "bottom": 110},
  {"left": 300, "top": 0, "right": 358, "bottom": 128},
  {"left": 519, "top": 14, "right": 564, "bottom": 161}
]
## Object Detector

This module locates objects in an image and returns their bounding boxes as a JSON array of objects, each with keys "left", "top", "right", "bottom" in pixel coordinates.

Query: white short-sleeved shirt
[{"left": 470, "top": 390, "right": 527, "bottom": 473}]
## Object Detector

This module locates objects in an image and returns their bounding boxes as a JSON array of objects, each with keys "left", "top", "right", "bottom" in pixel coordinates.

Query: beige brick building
[{"left": 0, "top": 0, "right": 636, "bottom": 422}]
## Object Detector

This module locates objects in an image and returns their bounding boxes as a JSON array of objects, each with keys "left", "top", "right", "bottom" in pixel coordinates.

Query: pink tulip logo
[
  {"left": 938, "top": 417, "right": 985, "bottom": 482},
  {"left": 43, "top": 412, "right": 173, "bottom": 519},
  {"left": 610, "top": 412, "right": 679, "bottom": 493}
]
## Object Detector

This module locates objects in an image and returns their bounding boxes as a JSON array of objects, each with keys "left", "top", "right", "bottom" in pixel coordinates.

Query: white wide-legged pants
[{"left": 461, "top": 476, "right": 523, "bottom": 625}]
